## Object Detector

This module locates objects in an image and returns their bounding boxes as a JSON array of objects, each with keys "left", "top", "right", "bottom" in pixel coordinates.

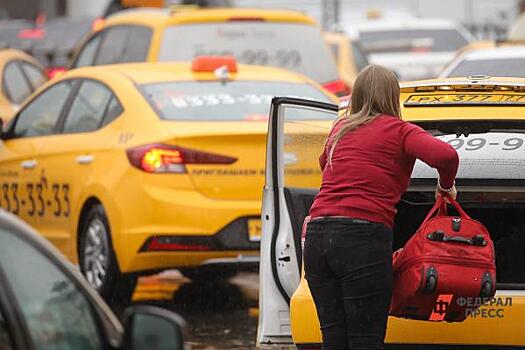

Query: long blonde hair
[{"left": 328, "top": 64, "right": 402, "bottom": 167}]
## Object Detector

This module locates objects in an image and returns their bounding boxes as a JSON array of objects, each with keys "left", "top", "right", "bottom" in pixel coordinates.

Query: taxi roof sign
[{"left": 191, "top": 56, "right": 238, "bottom": 73}]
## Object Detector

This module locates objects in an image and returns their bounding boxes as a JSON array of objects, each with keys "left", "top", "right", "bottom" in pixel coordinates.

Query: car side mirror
[{"left": 123, "top": 305, "right": 186, "bottom": 350}]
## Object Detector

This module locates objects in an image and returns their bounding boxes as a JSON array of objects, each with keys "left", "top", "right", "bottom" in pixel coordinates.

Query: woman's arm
[{"left": 402, "top": 123, "right": 459, "bottom": 189}]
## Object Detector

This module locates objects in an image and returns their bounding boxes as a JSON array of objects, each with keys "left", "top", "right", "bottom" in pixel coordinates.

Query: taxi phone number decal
[
  {"left": 0, "top": 182, "right": 70, "bottom": 217},
  {"left": 446, "top": 137, "right": 525, "bottom": 151}
]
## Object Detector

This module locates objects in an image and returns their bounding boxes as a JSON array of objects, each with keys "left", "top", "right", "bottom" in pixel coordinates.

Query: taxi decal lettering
[
  {"left": 1, "top": 182, "right": 70, "bottom": 218},
  {"left": 447, "top": 136, "right": 525, "bottom": 151}
]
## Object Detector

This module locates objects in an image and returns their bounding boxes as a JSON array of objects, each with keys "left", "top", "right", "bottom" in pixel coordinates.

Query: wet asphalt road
[{"left": 130, "top": 272, "right": 268, "bottom": 349}]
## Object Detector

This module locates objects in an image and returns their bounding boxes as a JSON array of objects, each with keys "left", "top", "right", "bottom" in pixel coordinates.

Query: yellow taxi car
[
  {"left": 258, "top": 77, "right": 525, "bottom": 348},
  {"left": 69, "top": 7, "right": 350, "bottom": 96},
  {"left": 0, "top": 56, "right": 336, "bottom": 302},
  {"left": 0, "top": 49, "right": 46, "bottom": 120},
  {"left": 323, "top": 31, "right": 369, "bottom": 88}
]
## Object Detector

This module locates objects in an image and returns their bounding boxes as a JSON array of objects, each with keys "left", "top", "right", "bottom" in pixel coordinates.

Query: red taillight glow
[
  {"left": 146, "top": 237, "right": 210, "bottom": 252},
  {"left": 45, "top": 67, "right": 66, "bottom": 79},
  {"left": 323, "top": 79, "right": 352, "bottom": 97},
  {"left": 127, "top": 144, "right": 237, "bottom": 173},
  {"left": 17, "top": 28, "right": 45, "bottom": 39}
]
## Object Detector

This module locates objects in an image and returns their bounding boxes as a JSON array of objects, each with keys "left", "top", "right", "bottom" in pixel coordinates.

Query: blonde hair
[{"left": 328, "top": 65, "right": 401, "bottom": 167}]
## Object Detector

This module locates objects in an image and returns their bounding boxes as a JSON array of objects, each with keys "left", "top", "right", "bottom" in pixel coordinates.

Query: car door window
[
  {"left": 74, "top": 33, "right": 103, "bottom": 68},
  {"left": 101, "top": 95, "right": 123, "bottom": 127},
  {"left": 63, "top": 80, "right": 116, "bottom": 133},
  {"left": 121, "top": 26, "right": 152, "bottom": 62},
  {"left": 0, "top": 229, "right": 104, "bottom": 350},
  {"left": 13, "top": 81, "right": 73, "bottom": 138},
  {"left": 0, "top": 307, "right": 13, "bottom": 350},
  {"left": 2, "top": 61, "right": 32, "bottom": 105},
  {"left": 21, "top": 62, "right": 46, "bottom": 91},
  {"left": 95, "top": 26, "right": 129, "bottom": 65}
]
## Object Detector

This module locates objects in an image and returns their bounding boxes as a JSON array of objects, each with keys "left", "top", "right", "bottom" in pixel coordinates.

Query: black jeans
[{"left": 304, "top": 217, "right": 393, "bottom": 350}]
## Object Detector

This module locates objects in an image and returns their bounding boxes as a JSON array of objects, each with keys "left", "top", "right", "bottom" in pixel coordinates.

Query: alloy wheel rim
[{"left": 83, "top": 218, "right": 109, "bottom": 290}]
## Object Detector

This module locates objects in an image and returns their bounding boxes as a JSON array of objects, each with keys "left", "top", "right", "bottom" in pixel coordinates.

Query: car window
[
  {"left": 2, "top": 61, "right": 32, "bottom": 105},
  {"left": 13, "top": 81, "right": 73, "bottom": 138},
  {"left": 63, "top": 80, "right": 115, "bottom": 133},
  {"left": 141, "top": 81, "right": 334, "bottom": 121},
  {"left": 0, "top": 229, "right": 104, "bottom": 350},
  {"left": 158, "top": 22, "right": 340, "bottom": 83},
  {"left": 350, "top": 40, "right": 369, "bottom": 71},
  {"left": 101, "top": 96, "right": 123, "bottom": 127},
  {"left": 95, "top": 26, "right": 129, "bottom": 65},
  {"left": 0, "top": 307, "right": 13, "bottom": 350},
  {"left": 21, "top": 62, "right": 46, "bottom": 90},
  {"left": 75, "top": 33, "right": 103, "bottom": 68},
  {"left": 446, "top": 58, "right": 525, "bottom": 78},
  {"left": 121, "top": 25, "right": 151, "bottom": 62}
]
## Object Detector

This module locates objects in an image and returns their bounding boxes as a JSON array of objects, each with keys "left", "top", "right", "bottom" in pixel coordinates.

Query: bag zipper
[{"left": 396, "top": 255, "right": 494, "bottom": 274}]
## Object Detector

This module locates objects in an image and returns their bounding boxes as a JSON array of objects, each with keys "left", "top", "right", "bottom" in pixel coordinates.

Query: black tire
[{"left": 78, "top": 204, "right": 136, "bottom": 306}]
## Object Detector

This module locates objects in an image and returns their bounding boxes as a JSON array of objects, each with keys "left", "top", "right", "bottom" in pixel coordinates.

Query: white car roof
[
  {"left": 457, "top": 46, "right": 525, "bottom": 61},
  {"left": 345, "top": 18, "right": 461, "bottom": 33}
]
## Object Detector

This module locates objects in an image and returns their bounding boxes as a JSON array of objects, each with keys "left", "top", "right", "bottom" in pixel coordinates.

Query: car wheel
[{"left": 79, "top": 204, "right": 136, "bottom": 305}]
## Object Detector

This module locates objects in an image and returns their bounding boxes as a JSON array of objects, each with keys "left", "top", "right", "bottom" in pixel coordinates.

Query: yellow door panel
[{"left": 0, "top": 139, "right": 40, "bottom": 228}]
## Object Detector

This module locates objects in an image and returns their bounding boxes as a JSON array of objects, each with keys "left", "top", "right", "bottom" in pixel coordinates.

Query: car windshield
[
  {"left": 157, "top": 22, "right": 339, "bottom": 83},
  {"left": 359, "top": 29, "right": 468, "bottom": 54},
  {"left": 140, "top": 81, "right": 333, "bottom": 121},
  {"left": 446, "top": 58, "right": 525, "bottom": 78}
]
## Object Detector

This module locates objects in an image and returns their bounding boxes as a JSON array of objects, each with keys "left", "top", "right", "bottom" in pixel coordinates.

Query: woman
[{"left": 303, "top": 65, "right": 459, "bottom": 350}]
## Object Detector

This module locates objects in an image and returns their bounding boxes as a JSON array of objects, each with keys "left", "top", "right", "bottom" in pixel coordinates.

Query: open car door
[{"left": 257, "top": 97, "right": 338, "bottom": 345}]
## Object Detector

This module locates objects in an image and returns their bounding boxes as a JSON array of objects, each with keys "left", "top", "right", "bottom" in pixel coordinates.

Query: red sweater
[{"left": 309, "top": 115, "right": 459, "bottom": 229}]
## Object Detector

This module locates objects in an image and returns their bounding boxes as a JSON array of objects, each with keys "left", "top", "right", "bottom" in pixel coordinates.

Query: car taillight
[
  {"left": 323, "top": 79, "right": 352, "bottom": 97},
  {"left": 45, "top": 67, "right": 66, "bottom": 79},
  {"left": 126, "top": 144, "right": 237, "bottom": 173}
]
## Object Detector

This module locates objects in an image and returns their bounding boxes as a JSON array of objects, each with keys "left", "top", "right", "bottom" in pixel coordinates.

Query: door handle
[
  {"left": 20, "top": 159, "right": 37, "bottom": 169},
  {"left": 76, "top": 155, "right": 94, "bottom": 165}
]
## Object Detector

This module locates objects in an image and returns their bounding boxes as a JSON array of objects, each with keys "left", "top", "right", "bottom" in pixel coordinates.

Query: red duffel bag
[{"left": 390, "top": 195, "right": 496, "bottom": 322}]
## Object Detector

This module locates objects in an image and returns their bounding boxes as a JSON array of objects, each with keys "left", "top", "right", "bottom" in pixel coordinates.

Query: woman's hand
[{"left": 435, "top": 185, "right": 457, "bottom": 203}]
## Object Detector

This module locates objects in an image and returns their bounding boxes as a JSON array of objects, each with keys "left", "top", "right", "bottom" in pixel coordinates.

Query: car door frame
[
  {"left": 0, "top": 212, "right": 123, "bottom": 349},
  {"left": 259, "top": 97, "right": 338, "bottom": 345}
]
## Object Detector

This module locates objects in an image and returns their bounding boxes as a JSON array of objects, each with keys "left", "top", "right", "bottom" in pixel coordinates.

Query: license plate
[
  {"left": 248, "top": 219, "right": 262, "bottom": 242},
  {"left": 404, "top": 94, "right": 525, "bottom": 106}
]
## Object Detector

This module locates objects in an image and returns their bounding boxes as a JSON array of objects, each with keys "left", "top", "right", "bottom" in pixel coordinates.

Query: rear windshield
[
  {"left": 157, "top": 22, "right": 339, "bottom": 83},
  {"left": 140, "top": 81, "right": 333, "bottom": 121},
  {"left": 359, "top": 29, "right": 468, "bottom": 54},
  {"left": 446, "top": 58, "right": 525, "bottom": 78}
]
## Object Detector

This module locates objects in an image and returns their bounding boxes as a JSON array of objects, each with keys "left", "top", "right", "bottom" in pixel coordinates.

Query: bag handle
[{"left": 421, "top": 194, "right": 471, "bottom": 227}]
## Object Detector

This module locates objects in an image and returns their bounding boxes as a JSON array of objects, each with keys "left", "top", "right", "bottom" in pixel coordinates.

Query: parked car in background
[
  {"left": 258, "top": 77, "right": 525, "bottom": 349},
  {"left": 440, "top": 45, "right": 525, "bottom": 78},
  {"left": 0, "top": 48, "right": 46, "bottom": 120},
  {"left": 0, "top": 18, "right": 93, "bottom": 79},
  {"left": 0, "top": 209, "right": 186, "bottom": 350},
  {"left": 69, "top": 7, "right": 349, "bottom": 96},
  {"left": 323, "top": 31, "right": 368, "bottom": 88},
  {"left": 0, "top": 56, "right": 336, "bottom": 303},
  {"left": 345, "top": 18, "right": 472, "bottom": 81}
]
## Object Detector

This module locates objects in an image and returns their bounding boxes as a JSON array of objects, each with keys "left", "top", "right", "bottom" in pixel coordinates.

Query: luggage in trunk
[{"left": 390, "top": 196, "right": 496, "bottom": 322}]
